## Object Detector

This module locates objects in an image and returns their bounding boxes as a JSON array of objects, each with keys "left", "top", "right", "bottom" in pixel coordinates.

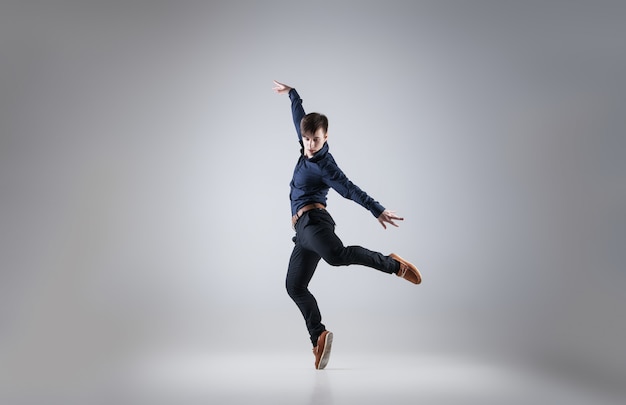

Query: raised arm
[{"left": 273, "top": 80, "right": 305, "bottom": 141}]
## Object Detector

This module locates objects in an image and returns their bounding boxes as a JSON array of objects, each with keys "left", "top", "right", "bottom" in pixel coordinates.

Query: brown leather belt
[{"left": 292, "top": 203, "right": 326, "bottom": 228}]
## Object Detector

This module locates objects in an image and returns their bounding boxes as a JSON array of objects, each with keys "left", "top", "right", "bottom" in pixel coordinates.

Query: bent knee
[
  {"left": 323, "top": 251, "right": 349, "bottom": 267},
  {"left": 285, "top": 281, "right": 306, "bottom": 298}
]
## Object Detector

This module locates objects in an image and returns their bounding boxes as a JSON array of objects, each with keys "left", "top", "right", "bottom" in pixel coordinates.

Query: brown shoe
[
  {"left": 312, "top": 330, "right": 333, "bottom": 370},
  {"left": 390, "top": 253, "right": 422, "bottom": 284}
]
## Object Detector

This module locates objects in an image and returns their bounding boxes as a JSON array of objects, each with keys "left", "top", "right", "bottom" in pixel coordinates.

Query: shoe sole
[{"left": 316, "top": 331, "right": 333, "bottom": 370}]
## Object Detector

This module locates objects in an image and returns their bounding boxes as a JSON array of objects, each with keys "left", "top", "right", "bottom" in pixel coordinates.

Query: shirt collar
[{"left": 306, "top": 142, "right": 329, "bottom": 162}]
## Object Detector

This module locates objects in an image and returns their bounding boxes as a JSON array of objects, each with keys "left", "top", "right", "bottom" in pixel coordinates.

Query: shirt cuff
[{"left": 371, "top": 202, "right": 385, "bottom": 219}]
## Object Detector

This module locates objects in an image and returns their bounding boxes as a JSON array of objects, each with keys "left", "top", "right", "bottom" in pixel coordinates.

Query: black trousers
[{"left": 286, "top": 208, "right": 399, "bottom": 346}]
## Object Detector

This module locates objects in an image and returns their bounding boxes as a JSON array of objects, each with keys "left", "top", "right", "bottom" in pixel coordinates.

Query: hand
[
  {"left": 272, "top": 80, "right": 292, "bottom": 94},
  {"left": 377, "top": 210, "right": 404, "bottom": 229}
]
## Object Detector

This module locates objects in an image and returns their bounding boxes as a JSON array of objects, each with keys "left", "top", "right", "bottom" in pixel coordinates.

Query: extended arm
[
  {"left": 273, "top": 80, "right": 305, "bottom": 141},
  {"left": 321, "top": 158, "right": 404, "bottom": 229}
]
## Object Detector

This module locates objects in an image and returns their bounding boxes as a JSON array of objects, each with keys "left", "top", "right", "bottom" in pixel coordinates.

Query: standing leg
[{"left": 285, "top": 241, "right": 326, "bottom": 347}]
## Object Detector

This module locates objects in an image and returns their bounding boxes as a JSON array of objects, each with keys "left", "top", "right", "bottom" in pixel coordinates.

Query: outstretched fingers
[
  {"left": 378, "top": 210, "right": 404, "bottom": 229},
  {"left": 272, "top": 80, "right": 291, "bottom": 94},
  {"left": 378, "top": 218, "right": 388, "bottom": 229}
]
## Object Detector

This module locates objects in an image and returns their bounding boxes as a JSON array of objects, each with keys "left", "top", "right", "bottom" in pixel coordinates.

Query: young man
[{"left": 273, "top": 80, "right": 421, "bottom": 370}]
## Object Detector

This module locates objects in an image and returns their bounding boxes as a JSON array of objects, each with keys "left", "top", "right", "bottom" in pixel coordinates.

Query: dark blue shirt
[{"left": 288, "top": 88, "right": 385, "bottom": 219}]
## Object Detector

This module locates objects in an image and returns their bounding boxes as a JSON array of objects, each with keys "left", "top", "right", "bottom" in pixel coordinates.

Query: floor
[
  {"left": 114, "top": 350, "right": 622, "bottom": 405},
  {"left": 3, "top": 347, "right": 624, "bottom": 405}
]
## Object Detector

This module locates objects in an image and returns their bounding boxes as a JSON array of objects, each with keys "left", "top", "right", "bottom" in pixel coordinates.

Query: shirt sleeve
[
  {"left": 320, "top": 156, "right": 386, "bottom": 218},
  {"left": 288, "top": 88, "right": 305, "bottom": 141}
]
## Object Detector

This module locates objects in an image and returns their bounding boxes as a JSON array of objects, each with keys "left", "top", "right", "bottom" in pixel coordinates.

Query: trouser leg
[
  {"left": 286, "top": 242, "right": 326, "bottom": 346},
  {"left": 286, "top": 209, "right": 401, "bottom": 347},
  {"left": 299, "top": 210, "right": 400, "bottom": 274}
]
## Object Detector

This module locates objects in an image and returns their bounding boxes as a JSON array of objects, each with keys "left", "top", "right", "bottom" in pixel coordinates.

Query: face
[{"left": 302, "top": 128, "right": 328, "bottom": 158}]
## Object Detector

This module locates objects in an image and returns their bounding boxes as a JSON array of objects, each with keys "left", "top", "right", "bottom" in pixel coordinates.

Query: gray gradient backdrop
[{"left": 1, "top": 0, "right": 625, "bottom": 403}]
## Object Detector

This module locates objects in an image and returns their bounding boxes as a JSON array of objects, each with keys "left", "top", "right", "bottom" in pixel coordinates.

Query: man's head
[{"left": 300, "top": 112, "right": 328, "bottom": 158}]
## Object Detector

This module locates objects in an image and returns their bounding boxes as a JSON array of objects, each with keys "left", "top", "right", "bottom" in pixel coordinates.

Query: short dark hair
[{"left": 300, "top": 112, "right": 328, "bottom": 135}]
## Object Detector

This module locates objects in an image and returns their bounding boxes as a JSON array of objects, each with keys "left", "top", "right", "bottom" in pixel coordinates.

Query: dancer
[{"left": 273, "top": 80, "right": 421, "bottom": 370}]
